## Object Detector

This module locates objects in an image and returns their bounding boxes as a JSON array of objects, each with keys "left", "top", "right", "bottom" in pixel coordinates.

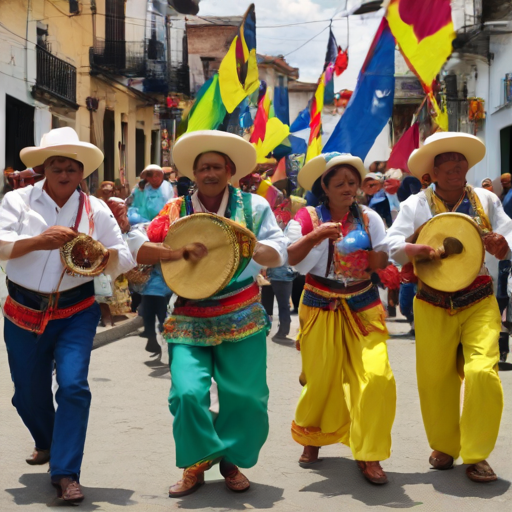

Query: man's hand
[
  {"left": 311, "top": 222, "right": 341, "bottom": 243},
  {"left": 182, "top": 243, "right": 208, "bottom": 263},
  {"left": 36, "top": 226, "right": 78, "bottom": 250},
  {"left": 405, "top": 243, "right": 436, "bottom": 262},
  {"left": 483, "top": 233, "right": 510, "bottom": 260}
]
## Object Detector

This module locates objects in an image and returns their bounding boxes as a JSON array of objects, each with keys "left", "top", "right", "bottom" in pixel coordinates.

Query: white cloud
[{"left": 198, "top": 0, "right": 384, "bottom": 90}]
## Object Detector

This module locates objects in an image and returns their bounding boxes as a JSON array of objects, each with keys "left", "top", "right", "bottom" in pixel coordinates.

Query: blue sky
[{"left": 197, "top": 0, "right": 383, "bottom": 89}]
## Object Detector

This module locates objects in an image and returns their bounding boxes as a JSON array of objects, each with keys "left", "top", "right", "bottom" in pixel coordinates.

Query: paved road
[{"left": 1, "top": 311, "right": 512, "bottom": 512}]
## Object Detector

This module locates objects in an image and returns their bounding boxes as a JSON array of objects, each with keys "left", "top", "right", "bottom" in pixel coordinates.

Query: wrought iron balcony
[
  {"left": 90, "top": 39, "right": 147, "bottom": 77},
  {"left": 35, "top": 45, "right": 77, "bottom": 105}
]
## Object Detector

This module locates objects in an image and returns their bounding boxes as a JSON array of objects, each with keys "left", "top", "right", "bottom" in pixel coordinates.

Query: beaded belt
[
  {"left": 303, "top": 275, "right": 380, "bottom": 313},
  {"left": 416, "top": 275, "right": 493, "bottom": 313},
  {"left": 3, "top": 295, "right": 96, "bottom": 335},
  {"left": 173, "top": 282, "right": 260, "bottom": 318}
]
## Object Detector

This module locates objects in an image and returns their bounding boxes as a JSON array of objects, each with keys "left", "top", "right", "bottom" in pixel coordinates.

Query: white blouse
[{"left": 285, "top": 205, "right": 388, "bottom": 283}]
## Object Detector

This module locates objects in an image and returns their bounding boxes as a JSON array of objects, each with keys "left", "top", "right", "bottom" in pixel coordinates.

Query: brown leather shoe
[
  {"left": 25, "top": 448, "right": 50, "bottom": 466},
  {"left": 169, "top": 460, "right": 212, "bottom": 498},
  {"left": 299, "top": 446, "right": 321, "bottom": 466},
  {"left": 223, "top": 467, "right": 250, "bottom": 492},
  {"left": 52, "top": 477, "right": 84, "bottom": 503},
  {"left": 466, "top": 460, "right": 498, "bottom": 483},
  {"left": 429, "top": 450, "right": 454, "bottom": 470},
  {"left": 356, "top": 461, "right": 388, "bottom": 485}
]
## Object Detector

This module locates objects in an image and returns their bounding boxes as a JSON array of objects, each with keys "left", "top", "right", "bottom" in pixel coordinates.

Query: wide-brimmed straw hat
[
  {"left": 298, "top": 152, "right": 367, "bottom": 192},
  {"left": 20, "top": 127, "right": 103, "bottom": 178},
  {"left": 172, "top": 131, "right": 257, "bottom": 182},
  {"left": 140, "top": 164, "right": 164, "bottom": 179},
  {"left": 408, "top": 132, "right": 486, "bottom": 180}
]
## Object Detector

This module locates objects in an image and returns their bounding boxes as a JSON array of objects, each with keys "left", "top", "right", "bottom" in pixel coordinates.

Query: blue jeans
[
  {"left": 4, "top": 302, "right": 101, "bottom": 481},
  {"left": 399, "top": 283, "right": 417, "bottom": 323}
]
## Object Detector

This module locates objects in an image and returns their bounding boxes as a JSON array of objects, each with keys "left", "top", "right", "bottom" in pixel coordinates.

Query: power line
[
  {"left": 283, "top": 25, "right": 330, "bottom": 57},
  {"left": 259, "top": 18, "right": 345, "bottom": 29}
]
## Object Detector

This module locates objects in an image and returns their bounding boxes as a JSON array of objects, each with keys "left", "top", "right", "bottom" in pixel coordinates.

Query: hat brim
[
  {"left": 172, "top": 131, "right": 257, "bottom": 183},
  {"left": 408, "top": 134, "right": 486, "bottom": 180},
  {"left": 298, "top": 154, "right": 367, "bottom": 191},
  {"left": 20, "top": 143, "right": 104, "bottom": 178}
]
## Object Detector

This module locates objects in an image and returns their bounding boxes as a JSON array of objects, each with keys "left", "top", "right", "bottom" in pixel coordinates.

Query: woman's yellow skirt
[{"left": 292, "top": 278, "right": 396, "bottom": 462}]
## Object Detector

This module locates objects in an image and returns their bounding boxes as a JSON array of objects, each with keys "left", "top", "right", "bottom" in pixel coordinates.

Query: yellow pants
[
  {"left": 414, "top": 295, "right": 504, "bottom": 464},
  {"left": 292, "top": 300, "right": 396, "bottom": 461}
]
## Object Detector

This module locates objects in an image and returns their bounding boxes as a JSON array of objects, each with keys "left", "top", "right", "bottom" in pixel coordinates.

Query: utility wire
[{"left": 283, "top": 25, "right": 330, "bottom": 57}]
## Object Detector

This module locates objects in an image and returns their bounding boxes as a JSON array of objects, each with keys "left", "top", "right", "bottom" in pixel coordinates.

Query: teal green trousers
[{"left": 168, "top": 331, "right": 269, "bottom": 469}]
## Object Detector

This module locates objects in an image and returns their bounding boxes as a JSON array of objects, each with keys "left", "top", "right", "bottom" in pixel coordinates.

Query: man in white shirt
[
  {"left": 0, "top": 128, "right": 137, "bottom": 503},
  {"left": 386, "top": 132, "right": 512, "bottom": 483}
]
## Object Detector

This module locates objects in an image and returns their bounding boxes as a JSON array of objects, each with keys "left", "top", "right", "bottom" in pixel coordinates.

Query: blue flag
[
  {"left": 323, "top": 18, "right": 395, "bottom": 159},
  {"left": 290, "top": 104, "right": 311, "bottom": 132}
]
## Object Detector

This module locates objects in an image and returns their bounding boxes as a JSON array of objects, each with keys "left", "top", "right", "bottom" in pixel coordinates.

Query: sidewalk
[{"left": 1, "top": 311, "right": 511, "bottom": 511}]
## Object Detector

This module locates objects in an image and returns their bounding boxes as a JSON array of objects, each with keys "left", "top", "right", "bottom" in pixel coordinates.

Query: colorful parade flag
[
  {"left": 323, "top": 29, "right": 339, "bottom": 105},
  {"left": 306, "top": 72, "right": 326, "bottom": 162},
  {"left": 386, "top": 0, "right": 455, "bottom": 130},
  {"left": 290, "top": 104, "right": 311, "bottom": 133},
  {"left": 323, "top": 18, "right": 395, "bottom": 160},
  {"left": 386, "top": 123, "right": 420, "bottom": 173},
  {"left": 254, "top": 117, "right": 290, "bottom": 163},
  {"left": 250, "top": 81, "right": 271, "bottom": 144},
  {"left": 219, "top": 4, "right": 260, "bottom": 113},
  {"left": 185, "top": 74, "right": 227, "bottom": 133}
]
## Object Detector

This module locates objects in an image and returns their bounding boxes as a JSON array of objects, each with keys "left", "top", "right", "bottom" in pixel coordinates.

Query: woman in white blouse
[{"left": 286, "top": 153, "right": 396, "bottom": 485}]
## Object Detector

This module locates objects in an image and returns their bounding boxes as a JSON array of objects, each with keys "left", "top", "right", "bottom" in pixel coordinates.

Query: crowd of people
[{"left": 1, "top": 126, "right": 511, "bottom": 503}]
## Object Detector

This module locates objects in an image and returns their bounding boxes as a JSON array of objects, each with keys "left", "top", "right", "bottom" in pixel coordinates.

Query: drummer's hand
[
  {"left": 483, "top": 233, "right": 510, "bottom": 260},
  {"left": 182, "top": 243, "right": 208, "bottom": 263},
  {"left": 36, "top": 226, "right": 78, "bottom": 250},
  {"left": 311, "top": 222, "right": 341, "bottom": 243},
  {"left": 405, "top": 243, "right": 437, "bottom": 261}
]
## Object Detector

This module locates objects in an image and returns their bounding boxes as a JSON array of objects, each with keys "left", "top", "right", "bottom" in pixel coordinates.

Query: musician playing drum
[
  {"left": 138, "top": 130, "right": 287, "bottom": 497},
  {"left": 386, "top": 132, "right": 512, "bottom": 483}
]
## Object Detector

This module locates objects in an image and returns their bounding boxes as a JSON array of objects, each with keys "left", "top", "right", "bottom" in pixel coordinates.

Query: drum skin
[
  {"left": 414, "top": 212, "right": 484, "bottom": 293},
  {"left": 161, "top": 213, "right": 256, "bottom": 300}
]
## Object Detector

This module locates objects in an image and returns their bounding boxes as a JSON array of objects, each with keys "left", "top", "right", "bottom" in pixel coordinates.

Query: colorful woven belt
[{"left": 417, "top": 275, "right": 493, "bottom": 313}]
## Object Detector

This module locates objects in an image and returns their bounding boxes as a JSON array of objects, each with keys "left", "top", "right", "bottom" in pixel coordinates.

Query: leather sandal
[
  {"left": 169, "top": 460, "right": 212, "bottom": 498},
  {"left": 466, "top": 460, "right": 498, "bottom": 483},
  {"left": 356, "top": 461, "right": 388, "bottom": 485},
  {"left": 52, "top": 477, "right": 84, "bottom": 503},
  {"left": 299, "top": 446, "right": 321, "bottom": 467},
  {"left": 429, "top": 450, "right": 454, "bottom": 470},
  {"left": 26, "top": 448, "right": 50, "bottom": 466},
  {"left": 223, "top": 468, "right": 250, "bottom": 492}
]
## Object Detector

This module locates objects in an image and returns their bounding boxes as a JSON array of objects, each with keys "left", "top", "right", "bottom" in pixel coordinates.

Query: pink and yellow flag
[{"left": 386, "top": 0, "right": 455, "bottom": 130}]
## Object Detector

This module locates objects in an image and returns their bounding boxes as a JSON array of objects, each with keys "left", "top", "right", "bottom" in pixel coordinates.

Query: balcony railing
[{"left": 35, "top": 45, "right": 77, "bottom": 104}]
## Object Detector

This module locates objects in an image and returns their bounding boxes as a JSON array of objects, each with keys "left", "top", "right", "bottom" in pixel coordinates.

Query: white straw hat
[
  {"left": 172, "top": 131, "right": 257, "bottom": 182},
  {"left": 298, "top": 152, "right": 367, "bottom": 192},
  {"left": 20, "top": 127, "right": 103, "bottom": 178},
  {"left": 140, "top": 164, "right": 164, "bottom": 179},
  {"left": 408, "top": 132, "right": 486, "bottom": 180}
]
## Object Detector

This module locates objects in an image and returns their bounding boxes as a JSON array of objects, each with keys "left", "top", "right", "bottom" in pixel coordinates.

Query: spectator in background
[
  {"left": 95, "top": 181, "right": 115, "bottom": 202},
  {"left": 481, "top": 177, "right": 494, "bottom": 193},
  {"left": 500, "top": 173, "right": 512, "bottom": 201},
  {"left": 128, "top": 164, "right": 174, "bottom": 224},
  {"left": 261, "top": 265, "right": 296, "bottom": 342}
]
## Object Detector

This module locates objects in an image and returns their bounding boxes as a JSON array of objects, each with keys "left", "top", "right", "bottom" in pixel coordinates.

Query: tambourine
[{"left": 60, "top": 234, "right": 110, "bottom": 277}]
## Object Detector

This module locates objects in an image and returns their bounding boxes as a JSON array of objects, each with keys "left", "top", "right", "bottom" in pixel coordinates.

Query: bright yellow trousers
[
  {"left": 292, "top": 298, "right": 396, "bottom": 461},
  {"left": 414, "top": 295, "right": 504, "bottom": 464}
]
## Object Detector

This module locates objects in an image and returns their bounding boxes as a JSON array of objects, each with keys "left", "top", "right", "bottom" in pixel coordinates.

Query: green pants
[{"left": 169, "top": 331, "right": 269, "bottom": 468}]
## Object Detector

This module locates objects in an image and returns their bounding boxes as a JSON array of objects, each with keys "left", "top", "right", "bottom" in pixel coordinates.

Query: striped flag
[{"left": 219, "top": 4, "right": 260, "bottom": 113}]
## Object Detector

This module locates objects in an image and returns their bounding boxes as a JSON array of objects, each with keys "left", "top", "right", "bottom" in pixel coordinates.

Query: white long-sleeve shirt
[
  {"left": 385, "top": 187, "right": 512, "bottom": 287},
  {"left": 285, "top": 206, "right": 388, "bottom": 283},
  {"left": 0, "top": 180, "right": 136, "bottom": 293}
]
